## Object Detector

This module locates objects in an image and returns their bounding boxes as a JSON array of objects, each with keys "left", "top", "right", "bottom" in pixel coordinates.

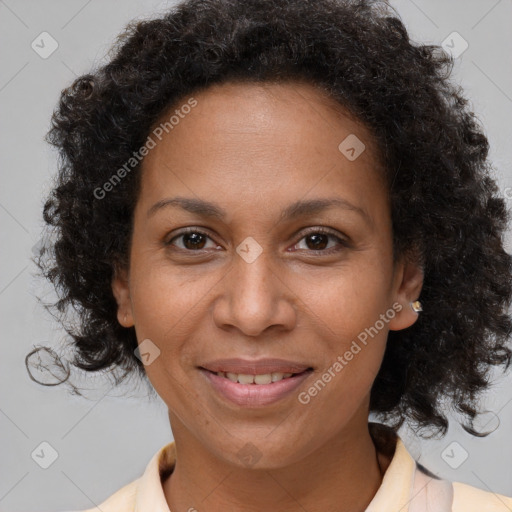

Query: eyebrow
[{"left": 147, "top": 196, "right": 371, "bottom": 225}]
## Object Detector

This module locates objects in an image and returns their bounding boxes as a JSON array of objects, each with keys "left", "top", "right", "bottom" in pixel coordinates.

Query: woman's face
[{"left": 113, "top": 81, "right": 423, "bottom": 468}]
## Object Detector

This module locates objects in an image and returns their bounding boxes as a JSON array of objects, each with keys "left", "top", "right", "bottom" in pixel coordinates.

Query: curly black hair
[{"left": 30, "top": 0, "right": 512, "bottom": 438}]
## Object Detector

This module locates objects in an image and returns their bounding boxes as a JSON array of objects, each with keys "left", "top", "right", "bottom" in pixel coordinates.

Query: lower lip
[{"left": 200, "top": 368, "right": 313, "bottom": 407}]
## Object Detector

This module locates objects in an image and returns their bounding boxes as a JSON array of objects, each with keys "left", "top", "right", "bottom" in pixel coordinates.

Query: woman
[{"left": 33, "top": 0, "right": 512, "bottom": 510}]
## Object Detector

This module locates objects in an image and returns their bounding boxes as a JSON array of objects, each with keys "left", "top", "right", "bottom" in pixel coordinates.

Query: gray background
[{"left": 1, "top": 1, "right": 511, "bottom": 510}]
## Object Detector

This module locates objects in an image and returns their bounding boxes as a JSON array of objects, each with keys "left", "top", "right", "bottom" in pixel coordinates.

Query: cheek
[
  {"left": 300, "top": 255, "right": 394, "bottom": 338},
  {"left": 299, "top": 331, "right": 387, "bottom": 430},
  {"left": 297, "top": 259, "right": 392, "bottom": 403},
  {"left": 129, "top": 254, "right": 217, "bottom": 337},
  {"left": 127, "top": 257, "right": 214, "bottom": 391}
]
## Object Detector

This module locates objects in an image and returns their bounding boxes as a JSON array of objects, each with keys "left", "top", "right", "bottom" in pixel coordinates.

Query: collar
[
  {"left": 133, "top": 424, "right": 427, "bottom": 512},
  {"left": 134, "top": 441, "right": 175, "bottom": 512}
]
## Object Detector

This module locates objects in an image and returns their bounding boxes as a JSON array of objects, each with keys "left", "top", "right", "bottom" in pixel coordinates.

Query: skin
[{"left": 112, "top": 81, "right": 423, "bottom": 512}]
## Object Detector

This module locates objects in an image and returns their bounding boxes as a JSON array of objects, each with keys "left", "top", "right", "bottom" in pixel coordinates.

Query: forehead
[
  {"left": 161, "top": 79, "right": 370, "bottom": 138},
  {"left": 137, "top": 80, "right": 387, "bottom": 222}
]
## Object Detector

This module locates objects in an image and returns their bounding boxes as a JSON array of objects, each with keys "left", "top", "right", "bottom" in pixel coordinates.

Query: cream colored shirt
[{"left": 80, "top": 432, "right": 512, "bottom": 512}]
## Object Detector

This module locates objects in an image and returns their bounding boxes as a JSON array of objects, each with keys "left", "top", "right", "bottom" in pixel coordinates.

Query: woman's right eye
[{"left": 166, "top": 229, "right": 220, "bottom": 251}]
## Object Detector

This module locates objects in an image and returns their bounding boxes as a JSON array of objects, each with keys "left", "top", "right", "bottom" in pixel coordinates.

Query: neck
[{"left": 163, "top": 420, "right": 393, "bottom": 512}]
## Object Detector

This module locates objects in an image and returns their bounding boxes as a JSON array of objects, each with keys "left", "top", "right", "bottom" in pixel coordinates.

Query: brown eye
[
  {"left": 166, "top": 229, "right": 217, "bottom": 251},
  {"left": 292, "top": 228, "right": 348, "bottom": 254},
  {"left": 304, "top": 233, "right": 330, "bottom": 250}
]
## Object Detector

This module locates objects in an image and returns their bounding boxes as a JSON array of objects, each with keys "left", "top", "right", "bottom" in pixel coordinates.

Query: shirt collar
[
  {"left": 365, "top": 432, "right": 416, "bottom": 510},
  {"left": 134, "top": 441, "right": 175, "bottom": 512},
  {"left": 134, "top": 425, "right": 418, "bottom": 512}
]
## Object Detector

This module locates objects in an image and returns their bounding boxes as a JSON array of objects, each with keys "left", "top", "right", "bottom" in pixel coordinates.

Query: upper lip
[{"left": 199, "top": 358, "right": 313, "bottom": 375}]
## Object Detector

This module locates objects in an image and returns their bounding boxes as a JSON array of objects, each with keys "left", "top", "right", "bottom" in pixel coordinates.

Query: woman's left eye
[
  {"left": 291, "top": 230, "right": 347, "bottom": 253},
  {"left": 165, "top": 228, "right": 347, "bottom": 254}
]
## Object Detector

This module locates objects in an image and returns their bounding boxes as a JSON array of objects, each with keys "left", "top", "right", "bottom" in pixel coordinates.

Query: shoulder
[
  {"left": 452, "top": 480, "right": 512, "bottom": 512},
  {"left": 80, "top": 478, "right": 139, "bottom": 512}
]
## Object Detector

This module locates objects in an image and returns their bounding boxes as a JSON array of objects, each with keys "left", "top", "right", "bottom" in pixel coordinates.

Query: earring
[
  {"left": 124, "top": 313, "right": 128, "bottom": 323},
  {"left": 410, "top": 300, "right": 423, "bottom": 313}
]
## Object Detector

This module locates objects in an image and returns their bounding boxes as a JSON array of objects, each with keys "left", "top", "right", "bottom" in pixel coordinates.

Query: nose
[{"left": 212, "top": 246, "right": 297, "bottom": 337}]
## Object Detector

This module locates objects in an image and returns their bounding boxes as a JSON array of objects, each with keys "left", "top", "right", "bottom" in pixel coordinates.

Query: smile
[
  {"left": 200, "top": 367, "right": 313, "bottom": 407},
  {"left": 212, "top": 370, "right": 297, "bottom": 384}
]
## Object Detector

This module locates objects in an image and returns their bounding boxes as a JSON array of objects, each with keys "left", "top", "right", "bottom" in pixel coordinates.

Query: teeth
[
  {"left": 237, "top": 373, "right": 255, "bottom": 385},
  {"left": 226, "top": 372, "right": 238, "bottom": 382},
  {"left": 215, "top": 371, "right": 296, "bottom": 384},
  {"left": 254, "top": 374, "right": 272, "bottom": 384}
]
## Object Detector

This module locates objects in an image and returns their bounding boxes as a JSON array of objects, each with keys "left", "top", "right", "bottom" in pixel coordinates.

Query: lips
[
  {"left": 199, "top": 365, "right": 314, "bottom": 407},
  {"left": 199, "top": 358, "right": 312, "bottom": 375}
]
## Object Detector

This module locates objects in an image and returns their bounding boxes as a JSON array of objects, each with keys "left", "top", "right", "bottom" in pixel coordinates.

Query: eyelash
[{"left": 165, "top": 227, "right": 349, "bottom": 255}]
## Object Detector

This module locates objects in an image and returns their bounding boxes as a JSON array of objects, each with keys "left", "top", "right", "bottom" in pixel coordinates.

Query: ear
[
  {"left": 111, "top": 264, "right": 134, "bottom": 328},
  {"left": 388, "top": 252, "right": 424, "bottom": 331}
]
